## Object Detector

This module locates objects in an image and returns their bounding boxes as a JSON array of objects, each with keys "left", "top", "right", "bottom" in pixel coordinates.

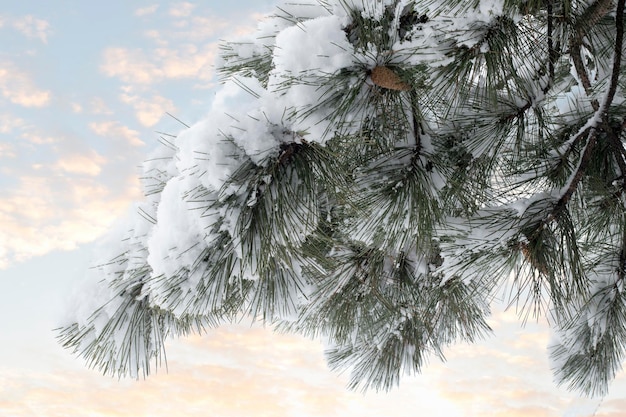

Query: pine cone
[{"left": 370, "top": 66, "right": 411, "bottom": 91}]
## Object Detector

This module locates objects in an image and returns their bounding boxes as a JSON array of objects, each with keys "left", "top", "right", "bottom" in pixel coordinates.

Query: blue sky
[{"left": 0, "top": 1, "right": 625, "bottom": 416}]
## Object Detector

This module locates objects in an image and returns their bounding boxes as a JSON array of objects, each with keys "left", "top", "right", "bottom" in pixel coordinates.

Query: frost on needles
[{"left": 58, "top": 0, "right": 626, "bottom": 397}]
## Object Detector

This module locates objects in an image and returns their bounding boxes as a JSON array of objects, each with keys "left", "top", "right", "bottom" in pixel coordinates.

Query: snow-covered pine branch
[{"left": 59, "top": 0, "right": 626, "bottom": 397}]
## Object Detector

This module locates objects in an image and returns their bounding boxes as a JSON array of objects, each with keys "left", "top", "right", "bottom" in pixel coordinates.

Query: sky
[{"left": 0, "top": 1, "right": 625, "bottom": 416}]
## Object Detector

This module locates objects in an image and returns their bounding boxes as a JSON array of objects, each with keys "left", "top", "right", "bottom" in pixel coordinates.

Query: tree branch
[
  {"left": 601, "top": 0, "right": 626, "bottom": 184},
  {"left": 550, "top": 0, "right": 624, "bottom": 216},
  {"left": 601, "top": 0, "right": 624, "bottom": 111},
  {"left": 569, "top": 0, "right": 616, "bottom": 102},
  {"left": 569, "top": 43, "right": 595, "bottom": 99},
  {"left": 554, "top": 129, "right": 599, "bottom": 214},
  {"left": 572, "top": 0, "right": 616, "bottom": 39}
]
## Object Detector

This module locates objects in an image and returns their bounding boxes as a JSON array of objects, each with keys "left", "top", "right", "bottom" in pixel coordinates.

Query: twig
[
  {"left": 547, "top": 0, "right": 556, "bottom": 80},
  {"left": 166, "top": 112, "right": 190, "bottom": 128}
]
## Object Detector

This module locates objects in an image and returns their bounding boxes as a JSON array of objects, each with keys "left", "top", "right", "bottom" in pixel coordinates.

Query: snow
[
  {"left": 146, "top": 178, "right": 205, "bottom": 279},
  {"left": 273, "top": 15, "right": 354, "bottom": 75}
]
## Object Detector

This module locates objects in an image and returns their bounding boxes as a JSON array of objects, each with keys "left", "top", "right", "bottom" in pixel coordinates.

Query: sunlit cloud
[
  {"left": 135, "top": 4, "right": 159, "bottom": 17},
  {"left": 89, "top": 120, "right": 145, "bottom": 147},
  {"left": 120, "top": 91, "right": 176, "bottom": 127},
  {"left": 0, "top": 61, "right": 51, "bottom": 107},
  {"left": 11, "top": 15, "right": 52, "bottom": 43}
]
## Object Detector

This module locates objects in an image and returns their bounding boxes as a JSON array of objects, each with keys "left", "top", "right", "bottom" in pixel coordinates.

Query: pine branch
[{"left": 59, "top": 0, "right": 626, "bottom": 396}]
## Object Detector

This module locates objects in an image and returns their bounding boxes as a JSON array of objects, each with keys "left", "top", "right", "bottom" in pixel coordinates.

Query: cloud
[
  {"left": 100, "top": 8, "right": 241, "bottom": 87},
  {"left": 135, "top": 4, "right": 159, "bottom": 16},
  {"left": 100, "top": 44, "right": 218, "bottom": 85},
  {"left": 0, "top": 118, "right": 148, "bottom": 269},
  {"left": 11, "top": 15, "right": 52, "bottom": 43},
  {"left": 20, "top": 131, "right": 59, "bottom": 145},
  {"left": 168, "top": 16, "right": 230, "bottom": 42},
  {"left": 169, "top": 2, "right": 196, "bottom": 17},
  {"left": 53, "top": 151, "right": 107, "bottom": 176},
  {"left": 89, "top": 121, "right": 145, "bottom": 147},
  {"left": 0, "top": 325, "right": 465, "bottom": 417},
  {"left": 0, "top": 113, "right": 25, "bottom": 133},
  {"left": 70, "top": 102, "right": 83, "bottom": 113},
  {"left": 0, "top": 61, "right": 51, "bottom": 107},
  {"left": 596, "top": 398, "right": 626, "bottom": 417},
  {"left": 2, "top": 309, "right": 626, "bottom": 417},
  {"left": 120, "top": 92, "right": 176, "bottom": 127},
  {"left": 89, "top": 97, "right": 113, "bottom": 115},
  {"left": 15, "top": 320, "right": 622, "bottom": 417},
  {"left": 0, "top": 174, "right": 142, "bottom": 269},
  {"left": 0, "top": 143, "right": 16, "bottom": 158}
]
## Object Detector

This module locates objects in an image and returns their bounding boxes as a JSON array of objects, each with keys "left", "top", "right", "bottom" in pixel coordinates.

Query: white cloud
[
  {"left": 89, "top": 121, "right": 145, "bottom": 147},
  {"left": 0, "top": 61, "right": 51, "bottom": 107},
  {"left": 9, "top": 15, "right": 51, "bottom": 43},
  {"left": 120, "top": 92, "right": 176, "bottom": 126},
  {"left": 135, "top": 4, "right": 159, "bottom": 16}
]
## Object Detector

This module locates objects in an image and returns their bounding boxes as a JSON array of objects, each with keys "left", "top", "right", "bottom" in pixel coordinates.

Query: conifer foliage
[{"left": 59, "top": 0, "right": 626, "bottom": 396}]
